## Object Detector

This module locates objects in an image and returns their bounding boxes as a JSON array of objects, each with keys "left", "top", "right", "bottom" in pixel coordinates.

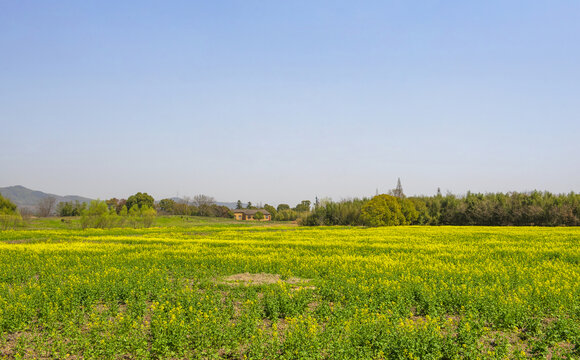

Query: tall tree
[
  {"left": 264, "top": 204, "right": 277, "bottom": 219},
  {"left": 126, "top": 192, "right": 154, "bottom": 210},
  {"left": 277, "top": 204, "right": 290, "bottom": 212},
  {"left": 294, "top": 200, "right": 311, "bottom": 212},
  {"left": 158, "top": 199, "right": 176, "bottom": 214},
  {"left": 37, "top": 196, "right": 57, "bottom": 217},
  {"left": 193, "top": 194, "right": 215, "bottom": 207},
  {"left": 236, "top": 200, "right": 243, "bottom": 209}
]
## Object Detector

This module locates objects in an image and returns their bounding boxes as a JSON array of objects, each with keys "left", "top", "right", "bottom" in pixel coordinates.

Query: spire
[{"left": 393, "top": 178, "right": 404, "bottom": 198}]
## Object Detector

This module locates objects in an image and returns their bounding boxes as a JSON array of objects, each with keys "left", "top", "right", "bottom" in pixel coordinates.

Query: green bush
[
  {"left": 361, "top": 194, "right": 406, "bottom": 226},
  {"left": 0, "top": 194, "right": 21, "bottom": 229}
]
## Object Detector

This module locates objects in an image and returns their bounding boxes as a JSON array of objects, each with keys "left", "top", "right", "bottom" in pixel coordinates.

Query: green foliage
[
  {"left": 277, "top": 204, "right": 290, "bottom": 212},
  {"left": 302, "top": 198, "right": 367, "bottom": 226},
  {"left": 263, "top": 283, "right": 313, "bottom": 320},
  {"left": 56, "top": 201, "right": 86, "bottom": 216},
  {"left": 128, "top": 204, "right": 141, "bottom": 228},
  {"left": 399, "top": 197, "right": 419, "bottom": 225},
  {"left": 0, "top": 193, "right": 17, "bottom": 213},
  {"left": 275, "top": 209, "right": 298, "bottom": 221},
  {"left": 361, "top": 194, "right": 406, "bottom": 226},
  {"left": 158, "top": 198, "right": 176, "bottom": 214},
  {"left": 254, "top": 211, "right": 264, "bottom": 220},
  {"left": 126, "top": 192, "right": 154, "bottom": 210},
  {"left": 0, "top": 194, "right": 21, "bottom": 229},
  {"left": 294, "top": 200, "right": 311, "bottom": 213},
  {"left": 264, "top": 204, "right": 277, "bottom": 219},
  {"left": 80, "top": 200, "right": 116, "bottom": 229},
  {"left": 80, "top": 201, "right": 157, "bottom": 229},
  {"left": 163, "top": 201, "right": 232, "bottom": 219},
  {"left": 141, "top": 205, "right": 157, "bottom": 228},
  {"left": 301, "top": 191, "right": 580, "bottom": 227}
]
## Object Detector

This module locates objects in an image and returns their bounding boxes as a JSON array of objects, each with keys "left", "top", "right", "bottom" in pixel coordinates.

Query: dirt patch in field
[
  {"left": 4, "top": 238, "right": 35, "bottom": 244},
  {"left": 0, "top": 331, "right": 46, "bottom": 360},
  {"left": 219, "top": 273, "right": 312, "bottom": 287}
]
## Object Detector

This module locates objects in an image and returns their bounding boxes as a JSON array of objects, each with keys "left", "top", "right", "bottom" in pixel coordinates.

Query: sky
[{"left": 1, "top": 1, "right": 579, "bottom": 205}]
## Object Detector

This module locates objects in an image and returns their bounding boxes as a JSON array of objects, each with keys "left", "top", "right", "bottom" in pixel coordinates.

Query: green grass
[{"left": 19, "top": 215, "right": 293, "bottom": 230}]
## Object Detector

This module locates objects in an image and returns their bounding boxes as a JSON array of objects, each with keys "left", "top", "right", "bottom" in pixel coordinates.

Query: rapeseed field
[{"left": 0, "top": 224, "right": 579, "bottom": 359}]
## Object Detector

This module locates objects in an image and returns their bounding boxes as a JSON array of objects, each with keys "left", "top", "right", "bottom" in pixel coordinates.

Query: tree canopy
[
  {"left": 126, "top": 192, "right": 154, "bottom": 210},
  {"left": 0, "top": 194, "right": 17, "bottom": 213},
  {"left": 361, "top": 194, "right": 406, "bottom": 227}
]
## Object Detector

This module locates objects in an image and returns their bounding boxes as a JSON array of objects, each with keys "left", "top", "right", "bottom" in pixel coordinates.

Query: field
[{"left": 1, "top": 219, "right": 579, "bottom": 359}]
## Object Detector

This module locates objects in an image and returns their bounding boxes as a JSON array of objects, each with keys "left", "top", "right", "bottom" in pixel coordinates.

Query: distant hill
[
  {"left": 0, "top": 186, "right": 240, "bottom": 213},
  {"left": 0, "top": 185, "right": 93, "bottom": 212}
]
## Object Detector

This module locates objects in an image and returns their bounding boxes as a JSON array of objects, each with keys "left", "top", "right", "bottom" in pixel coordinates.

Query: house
[{"left": 233, "top": 209, "right": 271, "bottom": 221}]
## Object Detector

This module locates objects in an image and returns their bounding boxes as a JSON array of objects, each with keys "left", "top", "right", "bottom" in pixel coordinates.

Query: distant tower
[
  {"left": 375, "top": 188, "right": 379, "bottom": 196},
  {"left": 393, "top": 178, "right": 404, "bottom": 198}
]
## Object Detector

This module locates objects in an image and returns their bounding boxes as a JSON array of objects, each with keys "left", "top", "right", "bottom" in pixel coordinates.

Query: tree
[
  {"left": 212, "top": 205, "right": 234, "bottom": 218},
  {"left": 118, "top": 205, "right": 128, "bottom": 226},
  {"left": 361, "top": 194, "right": 406, "bottom": 227},
  {"left": 80, "top": 200, "right": 112, "bottom": 229},
  {"left": 128, "top": 204, "right": 141, "bottom": 228},
  {"left": 277, "top": 204, "right": 290, "bottom": 212},
  {"left": 275, "top": 209, "right": 298, "bottom": 221},
  {"left": 37, "top": 197, "right": 57, "bottom": 217},
  {"left": 254, "top": 211, "right": 264, "bottom": 220},
  {"left": 236, "top": 200, "right": 243, "bottom": 209},
  {"left": 115, "top": 199, "right": 127, "bottom": 214},
  {"left": 264, "top": 204, "right": 277, "bottom": 219},
  {"left": 294, "top": 200, "right": 311, "bottom": 213},
  {"left": 57, "top": 201, "right": 74, "bottom": 216},
  {"left": 193, "top": 194, "right": 215, "bottom": 207},
  {"left": 106, "top": 198, "right": 119, "bottom": 211},
  {"left": 0, "top": 194, "right": 17, "bottom": 213},
  {"left": 158, "top": 198, "right": 176, "bottom": 214},
  {"left": 0, "top": 194, "right": 21, "bottom": 230},
  {"left": 126, "top": 192, "right": 154, "bottom": 210},
  {"left": 398, "top": 197, "right": 419, "bottom": 224},
  {"left": 198, "top": 204, "right": 213, "bottom": 217},
  {"left": 141, "top": 205, "right": 157, "bottom": 228}
]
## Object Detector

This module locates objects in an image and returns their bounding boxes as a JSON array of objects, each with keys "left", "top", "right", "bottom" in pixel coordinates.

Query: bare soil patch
[{"left": 219, "top": 273, "right": 312, "bottom": 287}]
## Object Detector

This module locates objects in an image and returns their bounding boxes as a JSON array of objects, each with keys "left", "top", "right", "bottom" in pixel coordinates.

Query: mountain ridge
[
  {"left": 0, "top": 186, "right": 239, "bottom": 211},
  {"left": 0, "top": 185, "right": 93, "bottom": 211}
]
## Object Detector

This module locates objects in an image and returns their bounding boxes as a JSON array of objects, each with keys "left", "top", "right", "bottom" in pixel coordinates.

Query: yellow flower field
[{"left": 0, "top": 224, "right": 579, "bottom": 359}]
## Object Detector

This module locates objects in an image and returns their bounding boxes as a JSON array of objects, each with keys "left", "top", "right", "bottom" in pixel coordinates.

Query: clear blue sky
[{"left": 1, "top": 1, "right": 579, "bottom": 205}]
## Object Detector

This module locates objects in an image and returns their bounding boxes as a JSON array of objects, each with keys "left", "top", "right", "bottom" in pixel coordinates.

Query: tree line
[
  {"left": 302, "top": 190, "right": 580, "bottom": 227},
  {"left": 79, "top": 200, "right": 157, "bottom": 229},
  {"left": 157, "top": 195, "right": 233, "bottom": 218},
  {"left": 4, "top": 185, "right": 578, "bottom": 229},
  {"left": 232, "top": 200, "right": 313, "bottom": 221}
]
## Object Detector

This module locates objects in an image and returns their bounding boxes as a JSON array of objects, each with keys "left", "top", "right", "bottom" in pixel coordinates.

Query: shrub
[
  {"left": 0, "top": 194, "right": 21, "bottom": 230},
  {"left": 361, "top": 194, "right": 406, "bottom": 226}
]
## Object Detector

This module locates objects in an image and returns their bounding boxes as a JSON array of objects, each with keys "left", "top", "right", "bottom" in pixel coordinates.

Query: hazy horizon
[{"left": 2, "top": 1, "right": 579, "bottom": 205}]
